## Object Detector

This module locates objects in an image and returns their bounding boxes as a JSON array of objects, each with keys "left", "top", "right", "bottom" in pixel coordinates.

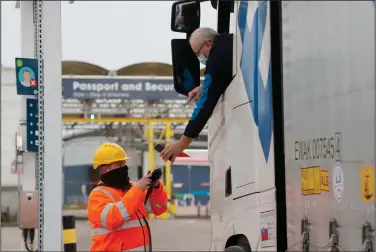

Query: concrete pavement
[{"left": 1, "top": 219, "right": 211, "bottom": 251}]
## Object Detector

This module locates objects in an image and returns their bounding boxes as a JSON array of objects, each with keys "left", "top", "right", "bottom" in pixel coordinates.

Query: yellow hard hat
[{"left": 92, "top": 142, "right": 129, "bottom": 169}]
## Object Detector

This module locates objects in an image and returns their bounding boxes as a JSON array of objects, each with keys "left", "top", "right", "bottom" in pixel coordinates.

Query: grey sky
[{"left": 1, "top": 1, "right": 217, "bottom": 70}]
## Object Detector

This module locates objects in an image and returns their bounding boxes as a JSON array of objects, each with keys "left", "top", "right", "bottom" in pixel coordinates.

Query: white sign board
[{"left": 260, "top": 210, "right": 276, "bottom": 248}]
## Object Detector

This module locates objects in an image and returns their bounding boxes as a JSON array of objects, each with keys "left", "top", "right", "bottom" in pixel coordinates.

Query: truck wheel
[{"left": 224, "top": 244, "right": 251, "bottom": 252}]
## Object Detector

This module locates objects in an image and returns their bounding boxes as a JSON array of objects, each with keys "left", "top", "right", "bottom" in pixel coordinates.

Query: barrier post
[
  {"left": 165, "top": 122, "right": 173, "bottom": 198},
  {"left": 148, "top": 121, "right": 154, "bottom": 173},
  {"left": 197, "top": 201, "right": 201, "bottom": 217},
  {"left": 62, "top": 215, "right": 77, "bottom": 252}
]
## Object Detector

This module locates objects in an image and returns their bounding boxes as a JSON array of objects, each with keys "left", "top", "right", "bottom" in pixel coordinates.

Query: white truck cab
[{"left": 170, "top": 1, "right": 375, "bottom": 251}]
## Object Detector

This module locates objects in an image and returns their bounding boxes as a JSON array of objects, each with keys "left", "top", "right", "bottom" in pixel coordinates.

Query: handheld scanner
[
  {"left": 151, "top": 168, "right": 163, "bottom": 182},
  {"left": 154, "top": 144, "right": 190, "bottom": 160},
  {"left": 154, "top": 144, "right": 173, "bottom": 161}
]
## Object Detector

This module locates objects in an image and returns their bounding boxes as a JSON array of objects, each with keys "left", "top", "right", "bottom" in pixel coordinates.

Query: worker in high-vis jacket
[{"left": 87, "top": 142, "right": 168, "bottom": 252}]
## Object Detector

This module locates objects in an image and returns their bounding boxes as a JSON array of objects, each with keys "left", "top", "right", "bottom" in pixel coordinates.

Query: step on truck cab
[{"left": 170, "top": 1, "right": 376, "bottom": 251}]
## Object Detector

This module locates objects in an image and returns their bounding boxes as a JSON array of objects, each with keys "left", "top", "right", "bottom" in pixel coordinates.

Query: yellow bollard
[
  {"left": 62, "top": 215, "right": 77, "bottom": 252},
  {"left": 148, "top": 121, "right": 154, "bottom": 173},
  {"left": 165, "top": 122, "right": 173, "bottom": 198}
]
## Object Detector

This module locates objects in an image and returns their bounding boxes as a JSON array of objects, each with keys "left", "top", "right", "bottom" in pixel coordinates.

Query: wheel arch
[{"left": 225, "top": 234, "right": 251, "bottom": 250}]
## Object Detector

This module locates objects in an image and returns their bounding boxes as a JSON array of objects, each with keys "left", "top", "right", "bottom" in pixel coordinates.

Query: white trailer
[{"left": 170, "top": 1, "right": 375, "bottom": 251}]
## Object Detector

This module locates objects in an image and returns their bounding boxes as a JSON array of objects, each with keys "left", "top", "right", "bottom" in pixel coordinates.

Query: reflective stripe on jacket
[{"left": 88, "top": 182, "right": 168, "bottom": 251}]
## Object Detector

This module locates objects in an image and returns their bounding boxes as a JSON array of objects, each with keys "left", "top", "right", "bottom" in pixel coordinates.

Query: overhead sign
[
  {"left": 62, "top": 77, "right": 188, "bottom": 100},
  {"left": 26, "top": 98, "right": 39, "bottom": 152},
  {"left": 15, "top": 58, "right": 39, "bottom": 95}
]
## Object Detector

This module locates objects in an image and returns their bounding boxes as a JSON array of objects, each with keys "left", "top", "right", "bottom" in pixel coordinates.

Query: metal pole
[
  {"left": 148, "top": 121, "right": 154, "bottom": 173},
  {"left": 20, "top": 0, "right": 36, "bottom": 194},
  {"left": 19, "top": 3, "right": 37, "bottom": 252},
  {"left": 40, "top": 1, "right": 63, "bottom": 250},
  {"left": 165, "top": 122, "right": 172, "bottom": 198},
  {"left": 158, "top": 127, "right": 166, "bottom": 143}
]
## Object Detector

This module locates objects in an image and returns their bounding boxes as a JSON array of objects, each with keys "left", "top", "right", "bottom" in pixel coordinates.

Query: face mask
[
  {"left": 100, "top": 165, "right": 131, "bottom": 190},
  {"left": 197, "top": 54, "right": 208, "bottom": 65}
]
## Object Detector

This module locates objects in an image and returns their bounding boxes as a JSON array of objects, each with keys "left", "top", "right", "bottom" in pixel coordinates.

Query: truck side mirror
[
  {"left": 171, "top": 39, "right": 201, "bottom": 96},
  {"left": 171, "top": 0, "right": 200, "bottom": 33}
]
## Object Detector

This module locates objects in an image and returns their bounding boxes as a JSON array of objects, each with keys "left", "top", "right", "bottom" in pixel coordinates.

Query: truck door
[{"left": 171, "top": 39, "right": 201, "bottom": 96}]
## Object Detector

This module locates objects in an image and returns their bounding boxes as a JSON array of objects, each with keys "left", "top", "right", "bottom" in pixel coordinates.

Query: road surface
[{"left": 1, "top": 219, "right": 211, "bottom": 251}]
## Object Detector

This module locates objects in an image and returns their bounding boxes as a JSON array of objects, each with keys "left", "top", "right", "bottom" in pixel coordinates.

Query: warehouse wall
[
  {"left": 1, "top": 186, "right": 19, "bottom": 221},
  {"left": 1, "top": 67, "right": 20, "bottom": 187},
  {"left": 171, "top": 165, "right": 210, "bottom": 206},
  {"left": 63, "top": 164, "right": 93, "bottom": 205},
  {"left": 64, "top": 137, "right": 141, "bottom": 174},
  {"left": 1, "top": 67, "right": 21, "bottom": 222}
]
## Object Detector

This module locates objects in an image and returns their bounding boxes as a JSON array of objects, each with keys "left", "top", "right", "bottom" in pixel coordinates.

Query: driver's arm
[{"left": 183, "top": 69, "right": 227, "bottom": 139}]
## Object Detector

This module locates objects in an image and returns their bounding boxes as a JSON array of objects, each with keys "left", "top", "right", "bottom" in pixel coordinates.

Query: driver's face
[
  {"left": 191, "top": 40, "right": 212, "bottom": 58},
  {"left": 23, "top": 71, "right": 30, "bottom": 80}
]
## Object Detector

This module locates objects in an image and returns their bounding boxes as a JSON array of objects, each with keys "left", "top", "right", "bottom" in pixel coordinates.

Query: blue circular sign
[{"left": 18, "top": 67, "right": 37, "bottom": 88}]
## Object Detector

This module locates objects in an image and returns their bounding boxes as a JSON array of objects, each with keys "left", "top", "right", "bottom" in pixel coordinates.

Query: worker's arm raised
[
  {"left": 145, "top": 182, "right": 168, "bottom": 216},
  {"left": 87, "top": 186, "right": 144, "bottom": 231}
]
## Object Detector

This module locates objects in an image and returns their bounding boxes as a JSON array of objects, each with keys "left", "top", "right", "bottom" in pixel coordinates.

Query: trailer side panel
[{"left": 282, "top": 1, "right": 375, "bottom": 250}]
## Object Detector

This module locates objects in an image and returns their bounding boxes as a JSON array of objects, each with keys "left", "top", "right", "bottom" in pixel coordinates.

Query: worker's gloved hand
[
  {"left": 152, "top": 179, "right": 160, "bottom": 188},
  {"left": 134, "top": 174, "right": 152, "bottom": 191},
  {"left": 147, "top": 170, "right": 161, "bottom": 188}
]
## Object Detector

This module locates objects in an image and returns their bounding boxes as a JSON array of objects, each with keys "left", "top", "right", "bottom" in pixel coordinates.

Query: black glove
[
  {"left": 144, "top": 168, "right": 163, "bottom": 204},
  {"left": 150, "top": 168, "right": 162, "bottom": 183}
]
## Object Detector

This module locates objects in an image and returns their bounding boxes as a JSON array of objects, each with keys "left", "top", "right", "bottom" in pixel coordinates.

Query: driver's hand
[{"left": 185, "top": 85, "right": 202, "bottom": 106}]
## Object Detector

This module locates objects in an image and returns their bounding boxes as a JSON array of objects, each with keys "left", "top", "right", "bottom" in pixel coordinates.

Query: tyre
[{"left": 224, "top": 244, "right": 251, "bottom": 252}]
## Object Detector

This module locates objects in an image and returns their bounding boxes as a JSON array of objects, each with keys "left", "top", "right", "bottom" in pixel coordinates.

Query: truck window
[{"left": 225, "top": 167, "right": 232, "bottom": 197}]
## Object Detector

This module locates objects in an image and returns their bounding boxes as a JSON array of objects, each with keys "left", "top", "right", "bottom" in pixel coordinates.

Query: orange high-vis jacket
[{"left": 87, "top": 181, "right": 168, "bottom": 252}]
